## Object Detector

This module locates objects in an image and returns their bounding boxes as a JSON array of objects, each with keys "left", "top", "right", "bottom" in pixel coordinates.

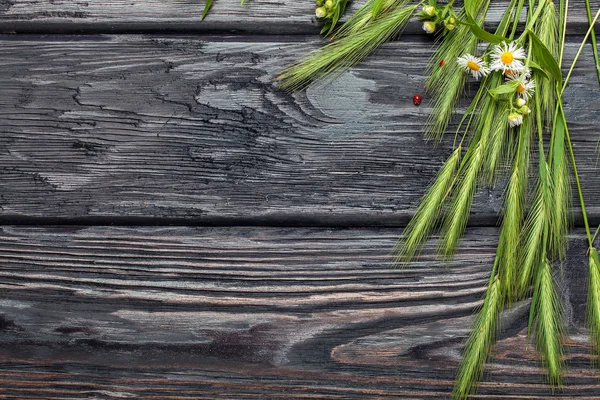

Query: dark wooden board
[
  {"left": 0, "top": 0, "right": 598, "bottom": 34},
  {"left": 1, "top": 35, "right": 599, "bottom": 225},
  {"left": 0, "top": 225, "right": 597, "bottom": 398}
]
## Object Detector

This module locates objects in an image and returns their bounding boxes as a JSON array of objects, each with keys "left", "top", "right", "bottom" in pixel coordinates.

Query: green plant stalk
[
  {"left": 558, "top": 0, "right": 568, "bottom": 66},
  {"left": 555, "top": 9, "right": 600, "bottom": 248},
  {"left": 561, "top": 8, "right": 600, "bottom": 97},
  {"left": 534, "top": 0, "right": 558, "bottom": 128},
  {"left": 584, "top": 0, "right": 600, "bottom": 83},
  {"left": 510, "top": 0, "right": 527, "bottom": 38},
  {"left": 202, "top": 0, "right": 213, "bottom": 20},
  {"left": 561, "top": 103, "right": 592, "bottom": 246}
]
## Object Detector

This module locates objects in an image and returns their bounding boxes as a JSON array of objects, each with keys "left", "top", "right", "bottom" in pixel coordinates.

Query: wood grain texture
[
  {"left": 1, "top": 35, "right": 599, "bottom": 225},
  {"left": 0, "top": 225, "right": 597, "bottom": 398},
  {"left": 0, "top": 0, "right": 598, "bottom": 34}
]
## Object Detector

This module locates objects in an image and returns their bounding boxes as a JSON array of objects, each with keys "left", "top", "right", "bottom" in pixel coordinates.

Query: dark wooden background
[{"left": 0, "top": 1, "right": 600, "bottom": 398}]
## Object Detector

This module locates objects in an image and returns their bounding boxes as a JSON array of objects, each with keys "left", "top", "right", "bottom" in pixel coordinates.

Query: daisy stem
[{"left": 584, "top": 0, "right": 600, "bottom": 84}]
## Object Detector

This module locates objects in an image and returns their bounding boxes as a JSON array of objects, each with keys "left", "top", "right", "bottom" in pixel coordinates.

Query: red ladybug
[
  {"left": 413, "top": 94, "right": 422, "bottom": 106},
  {"left": 439, "top": 59, "right": 445, "bottom": 67}
]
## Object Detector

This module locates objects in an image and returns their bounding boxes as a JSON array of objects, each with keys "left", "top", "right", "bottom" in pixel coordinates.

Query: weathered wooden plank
[
  {"left": 1, "top": 35, "right": 599, "bottom": 225},
  {"left": 0, "top": 0, "right": 597, "bottom": 34},
  {"left": 0, "top": 225, "right": 596, "bottom": 398}
]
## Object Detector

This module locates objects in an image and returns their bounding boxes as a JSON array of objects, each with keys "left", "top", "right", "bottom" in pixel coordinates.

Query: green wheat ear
[
  {"left": 437, "top": 94, "right": 497, "bottom": 260},
  {"left": 482, "top": 107, "right": 511, "bottom": 186},
  {"left": 497, "top": 121, "right": 531, "bottom": 301},
  {"left": 424, "top": 28, "right": 477, "bottom": 141},
  {"left": 277, "top": 4, "right": 416, "bottom": 91},
  {"left": 392, "top": 146, "right": 461, "bottom": 265},
  {"left": 519, "top": 178, "right": 552, "bottom": 295},
  {"left": 335, "top": 0, "right": 409, "bottom": 39},
  {"left": 531, "top": 259, "right": 564, "bottom": 387},
  {"left": 452, "top": 275, "right": 502, "bottom": 400},
  {"left": 587, "top": 248, "right": 600, "bottom": 365}
]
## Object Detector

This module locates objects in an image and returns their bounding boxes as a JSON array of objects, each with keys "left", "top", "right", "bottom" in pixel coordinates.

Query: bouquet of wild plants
[{"left": 276, "top": 0, "right": 600, "bottom": 398}]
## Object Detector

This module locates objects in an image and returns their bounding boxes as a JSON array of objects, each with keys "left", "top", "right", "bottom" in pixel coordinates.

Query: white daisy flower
[
  {"left": 490, "top": 42, "right": 526, "bottom": 73},
  {"left": 456, "top": 54, "right": 490, "bottom": 80},
  {"left": 508, "top": 75, "right": 536, "bottom": 101},
  {"left": 508, "top": 112, "right": 523, "bottom": 127}
]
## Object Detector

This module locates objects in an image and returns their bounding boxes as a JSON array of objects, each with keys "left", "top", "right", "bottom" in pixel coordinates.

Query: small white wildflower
[
  {"left": 508, "top": 112, "right": 524, "bottom": 127},
  {"left": 457, "top": 54, "right": 490, "bottom": 80},
  {"left": 491, "top": 42, "right": 526, "bottom": 73},
  {"left": 508, "top": 75, "right": 536, "bottom": 101}
]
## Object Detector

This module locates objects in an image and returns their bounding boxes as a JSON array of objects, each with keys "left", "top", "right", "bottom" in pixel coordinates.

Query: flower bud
[
  {"left": 448, "top": 17, "right": 456, "bottom": 24},
  {"left": 521, "top": 105, "right": 531, "bottom": 115},
  {"left": 422, "top": 5, "right": 436, "bottom": 16},
  {"left": 316, "top": 0, "right": 324, "bottom": 6},
  {"left": 445, "top": 23, "right": 455, "bottom": 30},
  {"left": 422, "top": 21, "right": 436, "bottom": 34},
  {"left": 315, "top": 6, "right": 327, "bottom": 18},
  {"left": 515, "top": 98, "right": 526, "bottom": 107},
  {"left": 325, "top": 0, "right": 333, "bottom": 9}
]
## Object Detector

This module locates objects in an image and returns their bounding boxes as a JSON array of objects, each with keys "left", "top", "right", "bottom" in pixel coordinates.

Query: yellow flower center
[
  {"left": 517, "top": 83, "right": 526, "bottom": 93},
  {"left": 466, "top": 60, "right": 480, "bottom": 71},
  {"left": 501, "top": 51, "right": 514, "bottom": 65}
]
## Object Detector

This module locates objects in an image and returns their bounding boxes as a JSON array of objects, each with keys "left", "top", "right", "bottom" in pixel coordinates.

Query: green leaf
[
  {"left": 488, "top": 79, "right": 520, "bottom": 95},
  {"left": 463, "top": 0, "right": 477, "bottom": 19},
  {"left": 529, "top": 60, "right": 550, "bottom": 80},
  {"left": 528, "top": 29, "right": 563, "bottom": 83},
  {"left": 202, "top": 0, "right": 213, "bottom": 20},
  {"left": 462, "top": 12, "right": 508, "bottom": 44}
]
